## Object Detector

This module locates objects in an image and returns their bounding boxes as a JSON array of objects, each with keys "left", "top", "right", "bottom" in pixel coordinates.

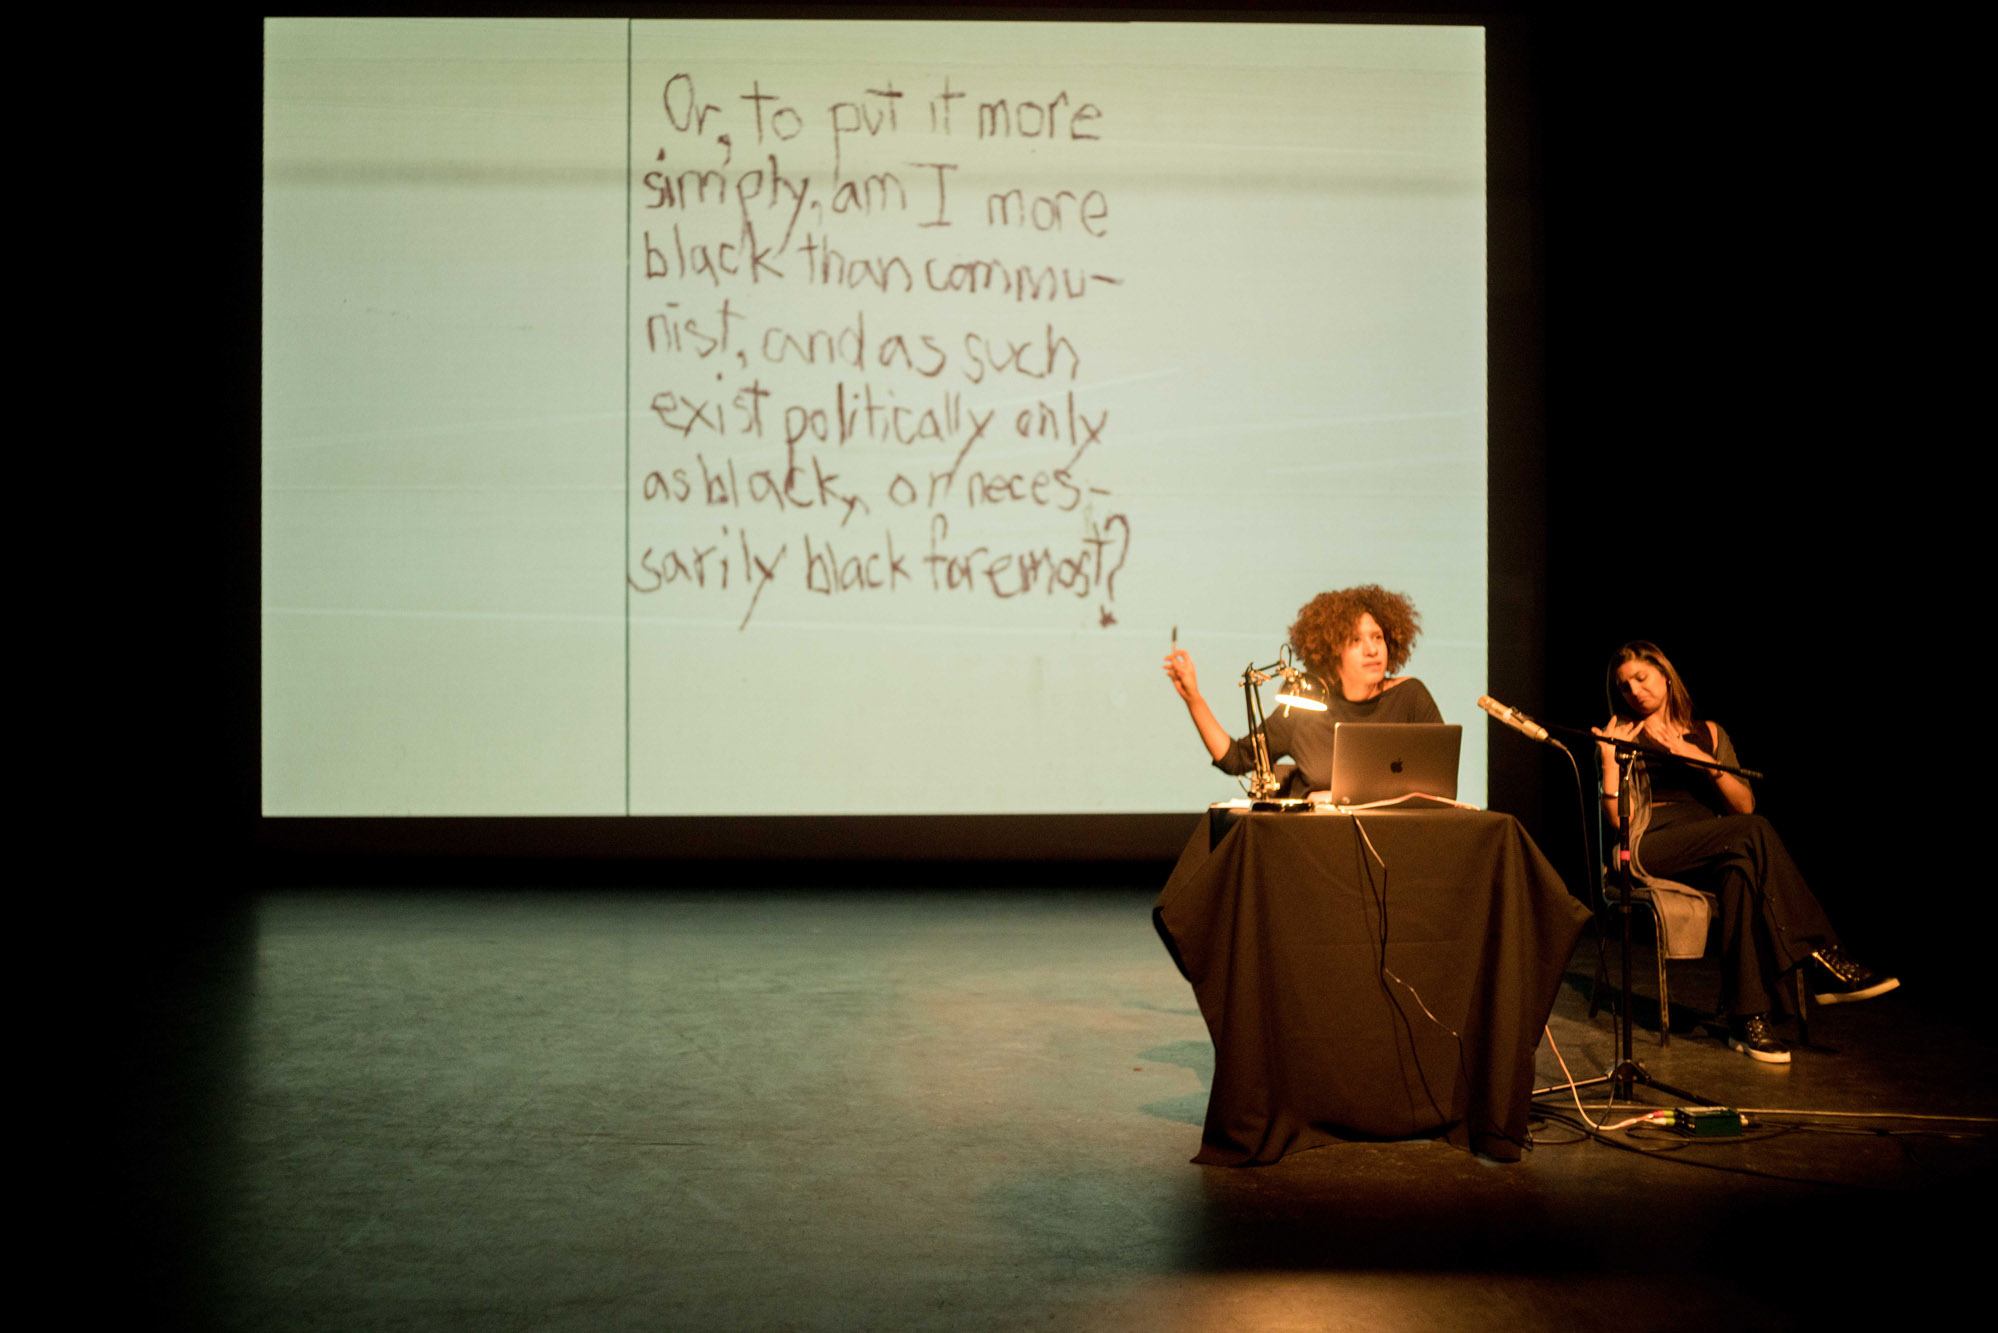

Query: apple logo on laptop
[{"left": 1390, "top": 759, "right": 1404, "bottom": 774}]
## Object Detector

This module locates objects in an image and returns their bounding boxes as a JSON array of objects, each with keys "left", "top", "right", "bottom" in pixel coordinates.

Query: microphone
[{"left": 1478, "top": 695, "right": 1552, "bottom": 744}]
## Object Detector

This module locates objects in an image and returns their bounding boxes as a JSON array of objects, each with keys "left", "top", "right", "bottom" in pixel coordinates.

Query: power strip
[{"left": 1672, "top": 1106, "right": 1747, "bottom": 1137}]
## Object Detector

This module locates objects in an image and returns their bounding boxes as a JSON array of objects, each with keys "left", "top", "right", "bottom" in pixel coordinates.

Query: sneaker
[
  {"left": 1727, "top": 1014, "right": 1791, "bottom": 1064},
  {"left": 1808, "top": 945, "right": 1900, "bottom": 1005}
]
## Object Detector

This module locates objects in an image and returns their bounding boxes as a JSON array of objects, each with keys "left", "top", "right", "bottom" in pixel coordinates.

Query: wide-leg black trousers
[{"left": 1638, "top": 806, "right": 1837, "bottom": 1017}]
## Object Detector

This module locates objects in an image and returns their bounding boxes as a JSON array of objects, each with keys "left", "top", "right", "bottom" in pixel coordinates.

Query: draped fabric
[{"left": 1155, "top": 809, "right": 1591, "bottom": 1164}]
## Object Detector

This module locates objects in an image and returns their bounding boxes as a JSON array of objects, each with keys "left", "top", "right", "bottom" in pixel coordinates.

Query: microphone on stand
[{"left": 1477, "top": 694, "right": 1553, "bottom": 745}]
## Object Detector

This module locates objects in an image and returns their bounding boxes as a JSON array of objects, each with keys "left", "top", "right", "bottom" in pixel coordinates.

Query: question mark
[{"left": 1102, "top": 512, "right": 1131, "bottom": 600}]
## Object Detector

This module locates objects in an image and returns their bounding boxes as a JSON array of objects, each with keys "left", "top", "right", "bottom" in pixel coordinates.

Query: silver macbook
[{"left": 1321, "top": 723, "right": 1462, "bottom": 808}]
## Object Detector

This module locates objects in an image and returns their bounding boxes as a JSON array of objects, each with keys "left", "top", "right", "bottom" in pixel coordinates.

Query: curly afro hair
[{"left": 1288, "top": 585, "right": 1421, "bottom": 684}]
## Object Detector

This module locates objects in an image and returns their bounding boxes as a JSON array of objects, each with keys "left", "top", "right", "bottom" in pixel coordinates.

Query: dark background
[{"left": 157, "top": 5, "right": 1975, "bottom": 988}]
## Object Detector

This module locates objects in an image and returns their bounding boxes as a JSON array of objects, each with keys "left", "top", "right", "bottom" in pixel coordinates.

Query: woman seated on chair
[
  {"left": 1162, "top": 584, "right": 1442, "bottom": 797},
  {"left": 1597, "top": 640, "right": 1897, "bottom": 1064}
]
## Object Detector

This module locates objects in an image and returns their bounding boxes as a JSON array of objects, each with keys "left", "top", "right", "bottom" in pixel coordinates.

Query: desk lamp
[{"left": 1239, "top": 647, "right": 1327, "bottom": 800}]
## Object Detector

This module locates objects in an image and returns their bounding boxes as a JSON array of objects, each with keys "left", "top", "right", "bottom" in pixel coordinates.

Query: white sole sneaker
[
  {"left": 1812, "top": 975, "right": 1900, "bottom": 1006},
  {"left": 1727, "top": 1035, "right": 1792, "bottom": 1064}
]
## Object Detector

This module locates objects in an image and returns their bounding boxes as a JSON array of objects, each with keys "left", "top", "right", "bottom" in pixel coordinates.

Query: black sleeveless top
[{"left": 1637, "top": 719, "right": 1741, "bottom": 817}]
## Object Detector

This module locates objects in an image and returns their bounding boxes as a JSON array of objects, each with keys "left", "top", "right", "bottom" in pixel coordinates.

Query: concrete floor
[{"left": 133, "top": 880, "right": 1995, "bottom": 1330}]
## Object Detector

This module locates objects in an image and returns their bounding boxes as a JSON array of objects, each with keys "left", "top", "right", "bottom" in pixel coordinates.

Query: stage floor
[{"left": 133, "top": 878, "right": 1995, "bottom": 1330}]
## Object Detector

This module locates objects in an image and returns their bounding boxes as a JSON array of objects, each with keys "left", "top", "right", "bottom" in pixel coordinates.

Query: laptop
[{"left": 1319, "top": 723, "right": 1463, "bottom": 808}]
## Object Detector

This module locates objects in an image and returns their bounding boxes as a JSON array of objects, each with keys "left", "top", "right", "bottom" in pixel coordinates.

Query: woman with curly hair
[
  {"left": 1162, "top": 584, "right": 1442, "bottom": 796},
  {"left": 1598, "top": 640, "right": 1897, "bottom": 1064}
]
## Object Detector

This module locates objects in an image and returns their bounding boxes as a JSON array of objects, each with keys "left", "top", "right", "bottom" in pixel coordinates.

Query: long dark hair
[{"left": 1605, "top": 640, "right": 1696, "bottom": 730}]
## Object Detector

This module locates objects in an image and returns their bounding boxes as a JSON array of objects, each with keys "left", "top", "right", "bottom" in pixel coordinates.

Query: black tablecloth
[{"left": 1154, "top": 808, "right": 1591, "bottom": 1164}]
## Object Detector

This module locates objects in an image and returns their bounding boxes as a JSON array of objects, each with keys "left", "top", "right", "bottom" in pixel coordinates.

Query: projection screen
[{"left": 263, "top": 18, "right": 1488, "bottom": 817}]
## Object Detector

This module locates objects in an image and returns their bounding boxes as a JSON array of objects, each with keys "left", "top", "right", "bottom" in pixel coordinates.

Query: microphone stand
[{"left": 1534, "top": 719, "right": 1761, "bottom": 1102}]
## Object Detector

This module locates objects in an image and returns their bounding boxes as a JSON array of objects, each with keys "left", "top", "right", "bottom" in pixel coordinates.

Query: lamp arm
[{"left": 1240, "top": 661, "right": 1280, "bottom": 800}]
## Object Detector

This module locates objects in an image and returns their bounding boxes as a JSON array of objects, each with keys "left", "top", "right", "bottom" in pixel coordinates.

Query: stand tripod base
[{"left": 1535, "top": 1059, "right": 1712, "bottom": 1105}]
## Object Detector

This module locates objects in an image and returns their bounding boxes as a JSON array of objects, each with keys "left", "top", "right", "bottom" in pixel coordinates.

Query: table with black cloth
[{"left": 1154, "top": 807, "right": 1592, "bottom": 1165}]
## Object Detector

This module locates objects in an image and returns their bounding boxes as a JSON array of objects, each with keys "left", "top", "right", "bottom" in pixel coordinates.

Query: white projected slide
[{"left": 263, "top": 18, "right": 1487, "bottom": 816}]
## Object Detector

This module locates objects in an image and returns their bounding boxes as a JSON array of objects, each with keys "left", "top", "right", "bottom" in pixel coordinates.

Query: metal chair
[{"left": 1588, "top": 767, "right": 1810, "bottom": 1046}]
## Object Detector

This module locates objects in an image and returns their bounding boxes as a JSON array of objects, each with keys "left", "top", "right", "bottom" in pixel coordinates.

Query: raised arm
[{"left": 1163, "top": 647, "right": 1233, "bottom": 763}]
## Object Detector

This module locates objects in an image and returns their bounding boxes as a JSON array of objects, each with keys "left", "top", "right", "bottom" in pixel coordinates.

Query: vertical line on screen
[{"left": 623, "top": 18, "right": 633, "bottom": 816}]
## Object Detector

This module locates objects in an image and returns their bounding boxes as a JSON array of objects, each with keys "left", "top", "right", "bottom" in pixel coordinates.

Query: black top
[
  {"left": 1637, "top": 719, "right": 1746, "bottom": 817},
  {"left": 1214, "top": 677, "right": 1444, "bottom": 794}
]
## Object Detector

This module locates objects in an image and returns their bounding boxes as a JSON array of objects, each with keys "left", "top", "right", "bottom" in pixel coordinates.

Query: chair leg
[
  {"left": 1651, "top": 902, "right": 1671, "bottom": 1047},
  {"left": 1592, "top": 896, "right": 1690, "bottom": 1048}
]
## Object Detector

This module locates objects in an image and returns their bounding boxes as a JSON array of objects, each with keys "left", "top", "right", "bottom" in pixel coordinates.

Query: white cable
[
  {"left": 1734, "top": 1107, "right": 1998, "bottom": 1124},
  {"left": 1540, "top": 1024, "right": 1667, "bottom": 1133},
  {"left": 1351, "top": 816, "right": 1463, "bottom": 1042}
]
